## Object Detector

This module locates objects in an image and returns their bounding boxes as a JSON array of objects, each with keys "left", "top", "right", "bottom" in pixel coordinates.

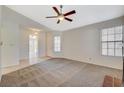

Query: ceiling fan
[{"left": 46, "top": 5, "right": 76, "bottom": 24}]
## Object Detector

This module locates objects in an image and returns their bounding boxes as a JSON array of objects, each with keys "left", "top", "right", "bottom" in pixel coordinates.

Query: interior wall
[
  {"left": 62, "top": 16, "right": 124, "bottom": 69},
  {"left": 47, "top": 31, "right": 63, "bottom": 58},
  {"left": 19, "top": 28, "right": 29, "bottom": 60},
  {"left": 46, "top": 16, "right": 123, "bottom": 69},
  {"left": 0, "top": 6, "right": 48, "bottom": 69},
  {"left": 1, "top": 23, "right": 47, "bottom": 68},
  {"left": 39, "top": 31, "right": 47, "bottom": 57},
  {"left": 19, "top": 28, "right": 47, "bottom": 60},
  {"left": 1, "top": 20, "right": 20, "bottom": 68}
]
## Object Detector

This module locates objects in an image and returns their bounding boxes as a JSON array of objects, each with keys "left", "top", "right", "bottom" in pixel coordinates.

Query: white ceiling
[{"left": 7, "top": 5, "right": 124, "bottom": 31}]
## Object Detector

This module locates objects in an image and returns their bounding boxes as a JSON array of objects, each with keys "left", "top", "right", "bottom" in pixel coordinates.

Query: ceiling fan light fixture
[
  {"left": 58, "top": 15, "right": 64, "bottom": 21},
  {"left": 46, "top": 5, "right": 76, "bottom": 24}
]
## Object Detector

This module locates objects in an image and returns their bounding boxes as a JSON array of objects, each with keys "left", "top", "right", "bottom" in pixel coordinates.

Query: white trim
[{"left": 0, "top": 75, "right": 1, "bottom": 82}]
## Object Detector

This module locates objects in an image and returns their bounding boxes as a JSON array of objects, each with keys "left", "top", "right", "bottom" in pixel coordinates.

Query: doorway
[{"left": 29, "top": 35, "right": 38, "bottom": 58}]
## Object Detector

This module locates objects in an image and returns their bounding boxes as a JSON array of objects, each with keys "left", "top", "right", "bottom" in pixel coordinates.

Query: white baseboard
[
  {"left": 50, "top": 56, "right": 122, "bottom": 70},
  {"left": 63, "top": 57, "right": 122, "bottom": 70}
]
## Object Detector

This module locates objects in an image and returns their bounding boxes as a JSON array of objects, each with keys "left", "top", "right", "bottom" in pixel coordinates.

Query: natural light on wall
[
  {"left": 101, "top": 25, "right": 122, "bottom": 57},
  {"left": 54, "top": 36, "right": 61, "bottom": 52}
]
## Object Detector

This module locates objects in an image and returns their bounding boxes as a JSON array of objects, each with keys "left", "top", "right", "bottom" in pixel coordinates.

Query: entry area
[{"left": 29, "top": 35, "right": 38, "bottom": 59}]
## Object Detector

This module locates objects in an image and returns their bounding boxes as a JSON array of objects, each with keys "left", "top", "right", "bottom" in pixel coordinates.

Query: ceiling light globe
[{"left": 58, "top": 15, "right": 64, "bottom": 21}]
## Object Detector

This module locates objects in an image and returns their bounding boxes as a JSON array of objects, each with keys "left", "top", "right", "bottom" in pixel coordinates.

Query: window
[
  {"left": 54, "top": 36, "right": 61, "bottom": 52},
  {"left": 101, "top": 26, "right": 122, "bottom": 57}
]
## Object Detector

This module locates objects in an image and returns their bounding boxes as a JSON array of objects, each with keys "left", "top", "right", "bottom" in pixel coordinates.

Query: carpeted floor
[{"left": 0, "top": 58, "right": 122, "bottom": 87}]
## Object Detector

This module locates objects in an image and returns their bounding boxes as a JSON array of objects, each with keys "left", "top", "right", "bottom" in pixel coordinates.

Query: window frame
[
  {"left": 101, "top": 25, "right": 123, "bottom": 57},
  {"left": 53, "top": 35, "right": 61, "bottom": 52}
]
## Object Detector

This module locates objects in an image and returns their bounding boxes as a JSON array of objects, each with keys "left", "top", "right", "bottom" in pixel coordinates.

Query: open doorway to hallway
[{"left": 29, "top": 34, "right": 38, "bottom": 59}]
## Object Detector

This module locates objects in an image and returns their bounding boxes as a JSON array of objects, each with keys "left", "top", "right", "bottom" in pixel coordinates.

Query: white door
[{"left": 29, "top": 35, "right": 38, "bottom": 58}]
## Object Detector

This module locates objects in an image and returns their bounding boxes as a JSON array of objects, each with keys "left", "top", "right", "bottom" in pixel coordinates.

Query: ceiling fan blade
[
  {"left": 46, "top": 16, "right": 58, "bottom": 18},
  {"left": 65, "top": 17, "right": 73, "bottom": 22},
  {"left": 64, "top": 10, "right": 76, "bottom": 16},
  {"left": 57, "top": 20, "right": 60, "bottom": 24},
  {"left": 52, "top": 7, "right": 60, "bottom": 15}
]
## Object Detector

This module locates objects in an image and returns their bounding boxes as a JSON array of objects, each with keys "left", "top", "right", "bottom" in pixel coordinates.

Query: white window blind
[
  {"left": 101, "top": 26, "right": 123, "bottom": 57},
  {"left": 54, "top": 36, "right": 61, "bottom": 52}
]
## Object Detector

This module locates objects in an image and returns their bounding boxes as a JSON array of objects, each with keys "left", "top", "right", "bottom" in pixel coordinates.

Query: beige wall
[
  {"left": 47, "top": 31, "right": 64, "bottom": 58},
  {"left": 1, "top": 21, "right": 47, "bottom": 68},
  {"left": 1, "top": 20, "right": 20, "bottom": 68},
  {"left": 47, "top": 16, "right": 124, "bottom": 69},
  {"left": 62, "top": 17, "right": 124, "bottom": 69},
  {"left": 0, "top": 6, "right": 48, "bottom": 69}
]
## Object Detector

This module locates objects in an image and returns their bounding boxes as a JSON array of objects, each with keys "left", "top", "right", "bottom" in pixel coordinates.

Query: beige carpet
[{"left": 0, "top": 58, "right": 122, "bottom": 87}]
